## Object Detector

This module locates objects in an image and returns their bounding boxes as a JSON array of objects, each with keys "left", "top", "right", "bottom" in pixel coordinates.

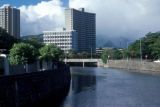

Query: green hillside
[{"left": 21, "top": 34, "right": 43, "bottom": 42}]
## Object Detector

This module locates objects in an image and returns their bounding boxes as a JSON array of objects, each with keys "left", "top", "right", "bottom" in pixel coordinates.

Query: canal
[{"left": 60, "top": 67, "right": 160, "bottom": 107}]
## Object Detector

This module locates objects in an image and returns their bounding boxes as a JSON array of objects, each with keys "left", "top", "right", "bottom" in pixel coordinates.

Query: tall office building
[
  {"left": 0, "top": 5, "right": 20, "bottom": 38},
  {"left": 65, "top": 8, "right": 96, "bottom": 53}
]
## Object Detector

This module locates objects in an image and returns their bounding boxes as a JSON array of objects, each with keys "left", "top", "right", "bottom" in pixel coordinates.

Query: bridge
[{"left": 64, "top": 59, "right": 103, "bottom": 67}]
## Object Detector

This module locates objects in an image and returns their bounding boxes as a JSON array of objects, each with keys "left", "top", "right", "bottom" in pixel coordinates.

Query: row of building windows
[
  {"left": 44, "top": 39, "right": 72, "bottom": 42},
  {"left": 46, "top": 45, "right": 72, "bottom": 49},
  {"left": 44, "top": 41, "right": 72, "bottom": 45},
  {"left": 44, "top": 36, "right": 72, "bottom": 38},
  {"left": 44, "top": 32, "right": 71, "bottom": 35},
  {"left": 58, "top": 46, "right": 72, "bottom": 48}
]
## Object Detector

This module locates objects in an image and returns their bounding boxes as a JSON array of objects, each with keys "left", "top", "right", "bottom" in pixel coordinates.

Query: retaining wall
[
  {"left": 108, "top": 60, "right": 160, "bottom": 73},
  {"left": 0, "top": 62, "right": 71, "bottom": 107}
]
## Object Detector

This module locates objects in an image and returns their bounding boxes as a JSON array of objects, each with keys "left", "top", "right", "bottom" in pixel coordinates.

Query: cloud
[
  {"left": 19, "top": 0, "right": 65, "bottom": 36},
  {"left": 69, "top": 0, "right": 160, "bottom": 39},
  {"left": 19, "top": 0, "right": 160, "bottom": 42}
]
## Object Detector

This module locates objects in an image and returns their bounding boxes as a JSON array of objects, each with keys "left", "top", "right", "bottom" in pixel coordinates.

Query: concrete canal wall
[
  {"left": 108, "top": 60, "right": 160, "bottom": 73},
  {"left": 0, "top": 62, "right": 71, "bottom": 107}
]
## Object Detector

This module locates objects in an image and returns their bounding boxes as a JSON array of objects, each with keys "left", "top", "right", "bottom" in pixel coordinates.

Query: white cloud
[
  {"left": 19, "top": 0, "right": 65, "bottom": 36},
  {"left": 19, "top": 0, "right": 160, "bottom": 41},
  {"left": 69, "top": 0, "right": 160, "bottom": 39}
]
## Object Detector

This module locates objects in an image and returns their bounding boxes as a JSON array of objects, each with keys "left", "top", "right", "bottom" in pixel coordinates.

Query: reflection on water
[
  {"left": 61, "top": 67, "right": 160, "bottom": 107},
  {"left": 71, "top": 68, "right": 97, "bottom": 94},
  {"left": 72, "top": 74, "right": 96, "bottom": 94},
  {"left": 61, "top": 67, "right": 98, "bottom": 107}
]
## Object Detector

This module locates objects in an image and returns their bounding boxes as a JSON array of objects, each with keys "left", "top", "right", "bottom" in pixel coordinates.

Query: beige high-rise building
[
  {"left": 0, "top": 5, "right": 20, "bottom": 38},
  {"left": 65, "top": 8, "right": 96, "bottom": 53}
]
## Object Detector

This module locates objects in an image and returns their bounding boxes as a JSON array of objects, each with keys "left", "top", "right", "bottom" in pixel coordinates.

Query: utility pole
[
  {"left": 127, "top": 42, "right": 129, "bottom": 62},
  {"left": 140, "top": 39, "right": 142, "bottom": 63},
  {"left": 91, "top": 47, "right": 92, "bottom": 59}
]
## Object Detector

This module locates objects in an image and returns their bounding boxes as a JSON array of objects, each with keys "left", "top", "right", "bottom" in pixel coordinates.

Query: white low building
[{"left": 43, "top": 30, "right": 78, "bottom": 53}]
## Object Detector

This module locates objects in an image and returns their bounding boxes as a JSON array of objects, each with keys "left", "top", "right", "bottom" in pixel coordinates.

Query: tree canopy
[
  {"left": 9, "top": 43, "right": 38, "bottom": 65},
  {"left": 39, "top": 44, "right": 64, "bottom": 61},
  {"left": 0, "top": 27, "right": 19, "bottom": 50},
  {"left": 128, "top": 32, "right": 160, "bottom": 59},
  {"left": 101, "top": 48, "right": 123, "bottom": 63},
  {"left": 101, "top": 49, "right": 109, "bottom": 64}
]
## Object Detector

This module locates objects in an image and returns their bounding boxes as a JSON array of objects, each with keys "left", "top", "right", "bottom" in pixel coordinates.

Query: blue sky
[{"left": 0, "top": 0, "right": 68, "bottom": 7}]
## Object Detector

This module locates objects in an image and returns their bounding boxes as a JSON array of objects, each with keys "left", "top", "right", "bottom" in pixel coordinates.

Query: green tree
[
  {"left": 128, "top": 40, "right": 141, "bottom": 58},
  {"left": 144, "top": 33, "right": 160, "bottom": 59},
  {"left": 0, "top": 27, "right": 18, "bottom": 50},
  {"left": 101, "top": 48, "right": 123, "bottom": 63},
  {"left": 81, "top": 52, "right": 89, "bottom": 58},
  {"left": 112, "top": 49, "right": 123, "bottom": 59},
  {"left": 101, "top": 49, "right": 109, "bottom": 64},
  {"left": 150, "top": 40, "right": 160, "bottom": 59},
  {"left": 67, "top": 49, "right": 76, "bottom": 58},
  {"left": 128, "top": 32, "right": 160, "bottom": 59},
  {"left": 39, "top": 44, "right": 64, "bottom": 61},
  {"left": 122, "top": 49, "right": 129, "bottom": 59},
  {"left": 9, "top": 43, "right": 38, "bottom": 65},
  {"left": 23, "top": 37, "right": 44, "bottom": 49}
]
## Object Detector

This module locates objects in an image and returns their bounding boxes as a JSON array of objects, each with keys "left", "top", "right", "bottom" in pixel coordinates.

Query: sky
[
  {"left": 1, "top": 0, "right": 160, "bottom": 42},
  {"left": 0, "top": 0, "right": 69, "bottom": 7}
]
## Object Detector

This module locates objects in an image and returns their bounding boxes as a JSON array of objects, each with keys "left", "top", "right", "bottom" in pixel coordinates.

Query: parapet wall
[
  {"left": 108, "top": 60, "right": 160, "bottom": 73},
  {"left": 0, "top": 62, "right": 71, "bottom": 107}
]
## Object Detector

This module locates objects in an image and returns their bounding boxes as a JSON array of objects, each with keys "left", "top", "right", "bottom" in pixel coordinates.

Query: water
[{"left": 61, "top": 67, "right": 160, "bottom": 107}]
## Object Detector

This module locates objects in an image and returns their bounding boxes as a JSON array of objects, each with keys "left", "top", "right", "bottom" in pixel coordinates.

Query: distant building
[
  {"left": 65, "top": 8, "right": 96, "bottom": 53},
  {"left": 96, "top": 47, "right": 114, "bottom": 55},
  {"left": 0, "top": 5, "right": 20, "bottom": 38},
  {"left": 96, "top": 48, "right": 103, "bottom": 55},
  {"left": 43, "top": 30, "right": 78, "bottom": 53}
]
